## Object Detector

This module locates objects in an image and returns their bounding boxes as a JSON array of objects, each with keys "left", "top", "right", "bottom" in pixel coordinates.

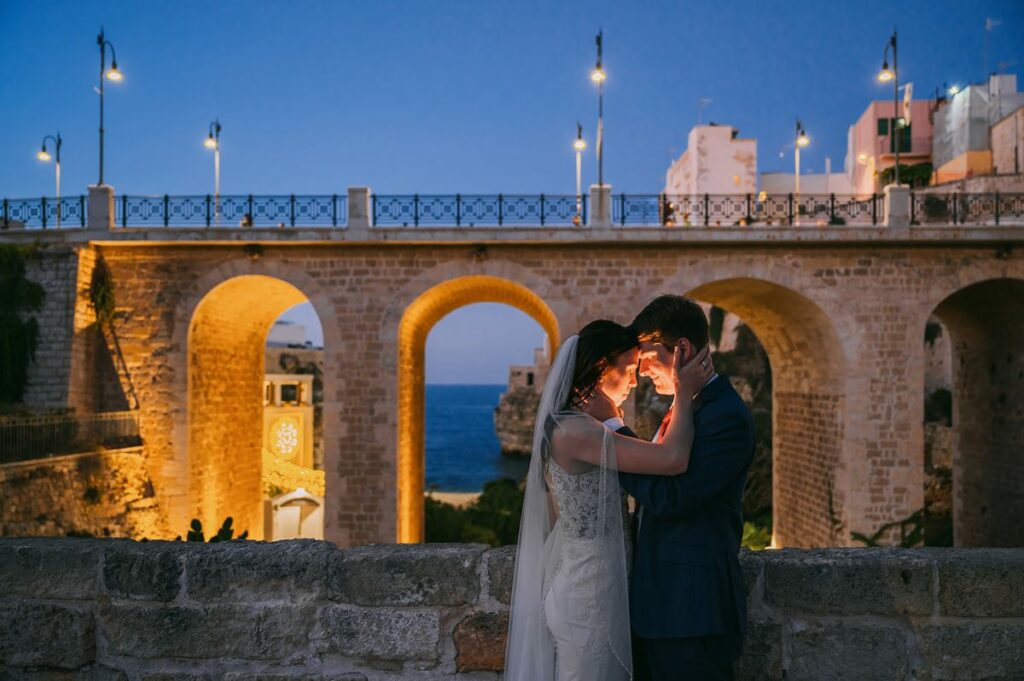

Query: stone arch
[
  {"left": 684, "top": 276, "right": 846, "bottom": 547},
  {"left": 395, "top": 274, "right": 560, "bottom": 543},
  {"left": 929, "top": 277, "right": 1024, "bottom": 546},
  {"left": 164, "top": 258, "right": 340, "bottom": 541}
]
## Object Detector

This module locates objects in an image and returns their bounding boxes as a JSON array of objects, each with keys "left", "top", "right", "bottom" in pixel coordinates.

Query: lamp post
[
  {"left": 204, "top": 119, "right": 222, "bottom": 226},
  {"left": 573, "top": 123, "right": 586, "bottom": 222},
  {"left": 97, "top": 28, "right": 122, "bottom": 186},
  {"left": 36, "top": 133, "right": 62, "bottom": 228},
  {"left": 877, "top": 29, "right": 900, "bottom": 186},
  {"left": 591, "top": 30, "right": 606, "bottom": 188},
  {"left": 794, "top": 120, "right": 809, "bottom": 225},
  {"left": 37, "top": 133, "right": 62, "bottom": 228}
]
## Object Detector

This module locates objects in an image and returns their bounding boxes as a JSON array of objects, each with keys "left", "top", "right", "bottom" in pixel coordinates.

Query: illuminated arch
[
  {"left": 396, "top": 275, "right": 560, "bottom": 543},
  {"left": 164, "top": 259, "right": 339, "bottom": 542},
  {"left": 685, "top": 276, "right": 845, "bottom": 547}
]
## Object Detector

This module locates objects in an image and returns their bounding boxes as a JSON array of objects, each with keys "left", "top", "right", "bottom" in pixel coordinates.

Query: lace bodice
[{"left": 548, "top": 458, "right": 630, "bottom": 541}]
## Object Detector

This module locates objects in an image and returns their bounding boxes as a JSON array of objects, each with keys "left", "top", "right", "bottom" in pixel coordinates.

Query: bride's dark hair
[{"left": 569, "top": 320, "right": 639, "bottom": 409}]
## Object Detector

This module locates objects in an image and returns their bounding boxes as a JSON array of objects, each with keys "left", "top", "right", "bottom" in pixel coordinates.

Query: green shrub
[{"left": 425, "top": 478, "right": 523, "bottom": 547}]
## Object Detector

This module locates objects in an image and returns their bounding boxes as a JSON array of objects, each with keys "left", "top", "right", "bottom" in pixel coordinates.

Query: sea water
[{"left": 425, "top": 384, "right": 531, "bottom": 492}]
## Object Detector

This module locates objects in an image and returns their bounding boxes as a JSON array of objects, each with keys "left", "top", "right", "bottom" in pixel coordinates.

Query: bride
[{"left": 505, "top": 319, "right": 712, "bottom": 681}]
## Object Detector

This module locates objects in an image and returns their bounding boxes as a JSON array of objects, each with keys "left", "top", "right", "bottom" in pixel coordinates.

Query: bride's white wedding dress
[
  {"left": 505, "top": 336, "right": 633, "bottom": 681},
  {"left": 543, "top": 459, "right": 632, "bottom": 681}
]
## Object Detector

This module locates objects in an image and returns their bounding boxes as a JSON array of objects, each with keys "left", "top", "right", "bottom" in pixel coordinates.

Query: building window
[
  {"left": 878, "top": 118, "right": 889, "bottom": 135},
  {"left": 527, "top": 372, "right": 534, "bottom": 386},
  {"left": 889, "top": 121, "right": 912, "bottom": 153}
]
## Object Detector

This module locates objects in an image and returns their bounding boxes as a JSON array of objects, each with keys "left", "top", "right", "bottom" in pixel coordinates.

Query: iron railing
[
  {"left": 613, "top": 194, "right": 881, "bottom": 227},
  {"left": 4, "top": 192, "right": 1024, "bottom": 229},
  {"left": 0, "top": 410, "right": 141, "bottom": 465},
  {"left": 911, "top": 192, "right": 1024, "bottom": 226},
  {"left": 115, "top": 194, "right": 348, "bottom": 228},
  {"left": 1, "top": 196, "right": 88, "bottom": 229},
  {"left": 372, "top": 194, "right": 587, "bottom": 227}
]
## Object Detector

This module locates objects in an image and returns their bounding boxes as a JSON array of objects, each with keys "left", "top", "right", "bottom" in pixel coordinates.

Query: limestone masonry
[{"left": 0, "top": 538, "right": 1022, "bottom": 680}]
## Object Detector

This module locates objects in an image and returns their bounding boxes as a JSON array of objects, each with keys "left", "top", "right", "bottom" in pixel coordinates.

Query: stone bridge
[{"left": 3, "top": 185, "right": 1023, "bottom": 548}]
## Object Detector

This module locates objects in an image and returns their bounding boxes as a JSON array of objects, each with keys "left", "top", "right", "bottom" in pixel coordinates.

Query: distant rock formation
[{"left": 493, "top": 349, "right": 547, "bottom": 456}]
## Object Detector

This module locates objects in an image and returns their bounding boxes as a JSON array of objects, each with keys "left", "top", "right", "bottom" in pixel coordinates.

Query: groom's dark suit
[{"left": 617, "top": 375, "right": 755, "bottom": 681}]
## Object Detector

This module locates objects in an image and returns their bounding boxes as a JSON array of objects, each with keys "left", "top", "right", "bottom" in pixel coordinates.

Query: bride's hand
[{"left": 673, "top": 343, "right": 714, "bottom": 400}]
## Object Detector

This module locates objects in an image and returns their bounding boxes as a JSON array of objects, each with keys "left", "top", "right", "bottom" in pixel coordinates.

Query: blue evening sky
[{"left": 3, "top": 1, "right": 1020, "bottom": 382}]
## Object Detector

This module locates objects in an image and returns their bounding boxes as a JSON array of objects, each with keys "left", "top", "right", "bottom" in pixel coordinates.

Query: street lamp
[
  {"left": 97, "top": 28, "right": 123, "bottom": 186},
  {"left": 37, "top": 133, "right": 62, "bottom": 228},
  {"left": 204, "top": 119, "right": 222, "bottom": 226},
  {"left": 794, "top": 120, "right": 810, "bottom": 225},
  {"left": 877, "top": 29, "right": 900, "bottom": 185},
  {"left": 591, "top": 30, "right": 606, "bottom": 188},
  {"left": 573, "top": 122, "right": 586, "bottom": 222}
]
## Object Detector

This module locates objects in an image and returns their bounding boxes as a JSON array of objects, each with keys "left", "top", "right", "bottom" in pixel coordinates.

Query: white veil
[{"left": 505, "top": 335, "right": 632, "bottom": 681}]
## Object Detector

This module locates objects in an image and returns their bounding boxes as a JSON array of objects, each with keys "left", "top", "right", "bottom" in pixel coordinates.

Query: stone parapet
[{"left": 0, "top": 538, "right": 1022, "bottom": 680}]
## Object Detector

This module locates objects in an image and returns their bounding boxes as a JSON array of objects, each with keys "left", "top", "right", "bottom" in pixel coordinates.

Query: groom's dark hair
[{"left": 629, "top": 295, "right": 709, "bottom": 350}]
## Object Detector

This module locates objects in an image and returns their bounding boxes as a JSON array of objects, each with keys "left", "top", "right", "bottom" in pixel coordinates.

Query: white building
[
  {"left": 932, "top": 75, "right": 1024, "bottom": 183},
  {"left": 267, "top": 320, "right": 309, "bottom": 347},
  {"left": 664, "top": 124, "right": 757, "bottom": 196},
  {"left": 760, "top": 159, "right": 854, "bottom": 195}
]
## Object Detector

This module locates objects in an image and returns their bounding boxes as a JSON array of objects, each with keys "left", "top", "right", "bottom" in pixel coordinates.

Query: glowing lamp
[
  {"left": 573, "top": 138, "right": 586, "bottom": 152},
  {"left": 204, "top": 134, "right": 217, "bottom": 149},
  {"left": 590, "top": 68, "right": 606, "bottom": 83},
  {"left": 877, "top": 63, "right": 894, "bottom": 82},
  {"left": 106, "top": 62, "right": 123, "bottom": 81},
  {"left": 796, "top": 133, "right": 810, "bottom": 148},
  {"left": 37, "top": 148, "right": 51, "bottom": 162}
]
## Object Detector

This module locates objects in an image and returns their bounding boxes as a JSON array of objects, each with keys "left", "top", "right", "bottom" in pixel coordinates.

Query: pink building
[{"left": 845, "top": 100, "right": 935, "bottom": 196}]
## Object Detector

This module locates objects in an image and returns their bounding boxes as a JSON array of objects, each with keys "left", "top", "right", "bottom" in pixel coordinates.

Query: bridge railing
[
  {"left": 1, "top": 196, "right": 88, "bottom": 229},
  {"left": 612, "top": 193, "right": 881, "bottom": 227},
  {"left": 112, "top": 194, "right": 349, "bottom": 228},
  {"left": 911, "top": 192, "right": 1024, "bottom": 226},
  {"left": 3, "top": 191, "right": 1024, "bottom": 230},
  {"left": 371, "top": 194, "right": 586, "bottom": 227}
]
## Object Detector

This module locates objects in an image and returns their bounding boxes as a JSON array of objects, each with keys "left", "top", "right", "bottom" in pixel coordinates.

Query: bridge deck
[{"left": 4, "top": 224, "right": 1024, "bottom": 247}]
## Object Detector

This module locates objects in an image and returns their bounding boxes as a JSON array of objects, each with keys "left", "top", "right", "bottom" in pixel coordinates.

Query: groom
[{"left": 594, "top": 295, "right": 755, "bottom": 680}]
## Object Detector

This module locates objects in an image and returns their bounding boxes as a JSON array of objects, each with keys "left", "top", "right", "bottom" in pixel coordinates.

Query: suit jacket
[{"left": 617, "top": 376, "right": 755, "bottom": 640}]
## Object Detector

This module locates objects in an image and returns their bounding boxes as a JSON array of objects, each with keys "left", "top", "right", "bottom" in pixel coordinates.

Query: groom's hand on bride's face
[{"left": 583, "top": 388, "right": 619, "bottom": 422}]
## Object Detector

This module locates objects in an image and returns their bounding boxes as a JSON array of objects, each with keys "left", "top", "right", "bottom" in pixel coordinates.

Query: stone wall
[
  {"left": 1, "top": 538, "right": 1023, "bottom": 680},
  {"left": 19, "top": 246, "right": 80, "bottom": 409},
  {"left": 0, "top": 449, "right": 165, "bottom": 538}
]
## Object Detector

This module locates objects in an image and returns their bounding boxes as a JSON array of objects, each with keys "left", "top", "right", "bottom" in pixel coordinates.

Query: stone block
[
  {"left": 739, "top": 550, "right": 765, "bottom": 604},
  {"left": 786, "top": 619, "right": 910, "bottom": 681},
  {"left": 328, "top": 544, "right": 483, "bottom": 607},
  {"left": 0, "top": 538, "right": 99, "bottom": 599},
  {"left": 317, "top": 606, "right": 440, "bottom": 661},
  {"left": 0, "top": 602, "right": 95, "bottom": 669},
  {"left": 99, "top": 603, "right": 314, "bottom": 660},
  {"left": 734, "top": 618, "right": 783, "bottom": 681},
  {"left": 484, "top": 546, "right": 515, "bottom": 604},
  {"left": 764, "top": 549, "right": 932, "bottom": 615},
  {"left": 936, "top": 549, "right": 1024, "bottom": 617},
  {"left": 914, "top": 621, "right": 1024, "bottom": 681},
  {"left": 225, "top": 674, "right": 367, "bottom": 681},
  {"left": 185, "top": 540, "right": 329, "bottom": 603},
  {"left": 139, "top": 674, "right": 219, "bottom": 681},
  {"left": 454, "top": 611, "right": 508, "bottom": 672},
  {"left": 103, "top": 540, "right": 184, "bottom": 601},
  {"left": 0, "top": 664, "right": 127, "bottom": 681}
]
